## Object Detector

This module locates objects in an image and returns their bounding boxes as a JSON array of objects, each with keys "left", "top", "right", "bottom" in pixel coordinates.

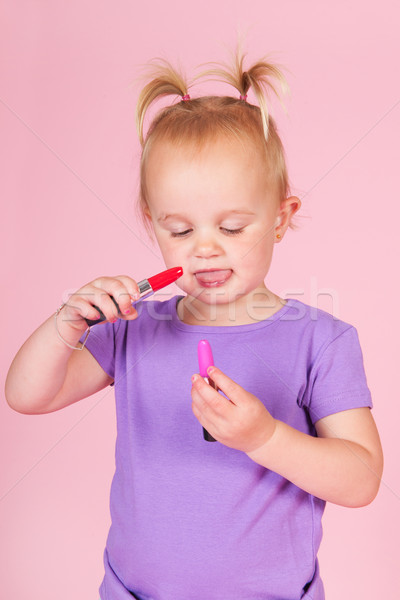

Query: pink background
[{"left": 1, "top": 1, "right": 399, "bottom": 598}]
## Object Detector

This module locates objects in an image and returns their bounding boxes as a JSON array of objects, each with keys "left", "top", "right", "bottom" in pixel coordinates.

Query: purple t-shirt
[{"left": 82, "top": 296, "right": 372, "bottom": 600}]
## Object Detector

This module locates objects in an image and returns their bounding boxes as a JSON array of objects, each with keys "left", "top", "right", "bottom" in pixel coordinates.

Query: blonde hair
[{"left": 135, "top": 48, "right": 293, "bottom": 236}]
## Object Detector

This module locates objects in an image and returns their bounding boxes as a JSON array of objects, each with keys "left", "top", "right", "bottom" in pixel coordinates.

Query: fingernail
[
  {"left": 131, "top": 292, "right": 140, "bottom": 301},
  {"left": 124, "top": 308, "right": 131, "bottom": 314},
  {"left": 207, "top": 366, "right": 215, "bottom": 376},
  {"left": 192, "top": 374, "right": 198, "bottom": 383}
]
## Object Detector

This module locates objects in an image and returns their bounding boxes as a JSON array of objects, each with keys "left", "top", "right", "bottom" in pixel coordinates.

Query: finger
[
  {"left": 191, "top": 375, "right": 232, "bottom": 417},
  {"left": 59, "top": 297, "right": 102, "bottom": 326},
  {"left": 114, "top": 275, "right": 141, "bottom": 303},
  {"left": 205, "top": 367, "right": 245, "bottom": 406},
  {"left": 89, "top": 286, "right": 122, "bottom": 322},
  {"left": 192, "top": 401, "right": 219, "bottom": 440},
  {"left": 72, "top": 281, "right": 122, "bottom": 323},
  {"left": 191, "top": 379, "right": 218, "bottom": 415},
  {"left": 86, "top": 278, "right": 133, "bottom": 321},
  {"left": 191, "top": 384, "right": 223, "bottom": 436},
  {"left": 99, "top": 277, "right": 139, "bottom": 316},
  {"left": 111, "top": 276, "right": 141, "bottom": 319}
]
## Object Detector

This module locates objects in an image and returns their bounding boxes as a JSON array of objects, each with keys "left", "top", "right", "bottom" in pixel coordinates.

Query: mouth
[{"left": 194, "top": 269, "right": 233, "bottom": 287}]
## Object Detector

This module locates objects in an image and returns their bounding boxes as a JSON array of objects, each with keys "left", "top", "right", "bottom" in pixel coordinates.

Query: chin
[{"left": 197, "top": 287, "right": 248, "bottom": 304}]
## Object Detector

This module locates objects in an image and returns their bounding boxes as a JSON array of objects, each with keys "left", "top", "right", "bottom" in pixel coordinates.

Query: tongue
[{"left": 195, "top": 270, "right": 232, "bottom": 283}]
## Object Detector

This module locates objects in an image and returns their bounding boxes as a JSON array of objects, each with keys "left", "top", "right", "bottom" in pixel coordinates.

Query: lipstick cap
[
  {"left": 198, "top": 339, "right": 214, "bottom": 377},
  {"left": 197, "top": 340, "right": 217, "bottom": 442}
]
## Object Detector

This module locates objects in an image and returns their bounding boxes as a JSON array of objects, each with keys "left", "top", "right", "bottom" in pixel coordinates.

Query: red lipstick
[
  {"left": 146, "top": 267, "right": 183, "bottom": 294},
  {"left": 84, "top": 266, "right": 183, "bottom": 326}
]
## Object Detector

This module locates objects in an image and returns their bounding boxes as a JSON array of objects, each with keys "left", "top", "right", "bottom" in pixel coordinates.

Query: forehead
[
  {"left": 157, "top": 206, "right": 257, "bottom": 224},
  {"left": 147, "top": 132, "right": 262, "bottom": 165},
  {"left": 145, "top": 136, "right": 270, "bottom": 201},
  {"left": 144, "top": 143, "right": 280, "bottom": 224}
]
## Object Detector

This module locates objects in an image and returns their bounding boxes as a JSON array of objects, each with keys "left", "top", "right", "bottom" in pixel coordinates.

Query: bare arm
[
  {"left": 247, "top": 407, "right": 383, "bottom": 507},
  {"left": 5, "top": 313, "right": 114, "bottom": 414},
  {"left": 5, "top": 275, "right": 140, "bottom": 414}
]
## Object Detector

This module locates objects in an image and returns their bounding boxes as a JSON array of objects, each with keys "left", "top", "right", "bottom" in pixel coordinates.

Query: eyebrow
[{"left": 157, "top": 209, "right": 256, "bottom": 223}]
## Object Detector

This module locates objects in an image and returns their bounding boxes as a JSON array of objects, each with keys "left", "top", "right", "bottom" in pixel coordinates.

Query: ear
[
  {"left": 279, "top": 196, "right": 301, "bottom": 226},
  {"left": 143, "top": 204, "right": 152, "bottom": 220},
  {"left": 143, "top": 205, "right": 155, "bottom": 230},
  {"left": 139, "top": 204, "right": 156, "bottom": 241},
  {"left": 274, "top": 196, "right": 301, "bottom": 242}
]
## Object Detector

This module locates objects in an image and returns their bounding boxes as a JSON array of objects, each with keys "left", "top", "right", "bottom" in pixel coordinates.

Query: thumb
[{"left": 206, "top": 366, "right": 245, "bottom": 406}]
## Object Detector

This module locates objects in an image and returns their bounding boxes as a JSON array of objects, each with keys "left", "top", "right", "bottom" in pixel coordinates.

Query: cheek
[
  {"left": 237, "top": 237, "right": 274, "bottom": 273},
  {"left": 156, "top": 234, "right": 187, "bottom": 266},
  {"left": 153, "top": 229, "right": 172, "bottom": 252}
]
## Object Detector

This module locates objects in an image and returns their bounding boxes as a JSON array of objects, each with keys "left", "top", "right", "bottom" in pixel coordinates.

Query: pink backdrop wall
[{"left": 1, "top": 1, "right": 399, "bottom": 598}]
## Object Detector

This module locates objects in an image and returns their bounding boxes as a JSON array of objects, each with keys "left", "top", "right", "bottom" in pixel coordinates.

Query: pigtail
[
  {"left": 135, "top": 58, "right": 190, "bottom": 147},
  {"left": 135, "top": 48, "right": 294, "bottom": 234},
  {"left": 194, "top": 48, "right": 289, "bottom": 140}
]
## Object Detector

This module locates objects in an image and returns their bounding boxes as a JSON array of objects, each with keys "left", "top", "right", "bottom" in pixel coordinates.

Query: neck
[{"left": 177, "top": 286, "right": 286, "bottom": 326}]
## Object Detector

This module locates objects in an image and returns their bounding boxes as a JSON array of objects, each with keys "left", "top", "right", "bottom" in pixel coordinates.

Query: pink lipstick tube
[
  {"left": 84, "top": 266, "right": 183, "bottom": 326},
  {"left": 198, "top": 339, "right": 217, "bottom": 442}
]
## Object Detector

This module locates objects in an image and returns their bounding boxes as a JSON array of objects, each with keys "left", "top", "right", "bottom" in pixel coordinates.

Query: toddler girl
[{"left": 6, "top": 48, "right": 383, "bottom": 600}]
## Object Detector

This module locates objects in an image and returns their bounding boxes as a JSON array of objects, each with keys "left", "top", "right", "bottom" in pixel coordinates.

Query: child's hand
[
  {"left": 191, "top": 367, "right": 276, "bottom": 453},
  {"left": 58, "top": 275, "right": 140, "bottom": 333}
]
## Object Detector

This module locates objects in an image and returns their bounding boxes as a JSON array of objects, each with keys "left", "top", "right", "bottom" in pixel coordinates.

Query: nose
[{"left": 193, "top": 230, "right": 222, "bottom": 259}]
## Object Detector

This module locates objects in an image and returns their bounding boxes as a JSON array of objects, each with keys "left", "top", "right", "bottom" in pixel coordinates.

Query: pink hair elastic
[
  {"left": 181, "top": 94, "right": 191, "bottom": 101},
  {"left": 239, "top": 94, "right": 248, "bottom": 101}
]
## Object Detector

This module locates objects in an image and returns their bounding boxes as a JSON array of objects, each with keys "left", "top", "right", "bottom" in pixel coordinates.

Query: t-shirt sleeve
[
  {"left": 79, "top": 321, "right": 116, "bottom": 381},
  {"left": 302, "top": 326, "right": 373, "bottom": 424}
]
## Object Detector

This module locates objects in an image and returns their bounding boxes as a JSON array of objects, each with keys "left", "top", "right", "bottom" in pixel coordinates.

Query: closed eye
[
  {"left": 170, "top": 229, "right": 192, "bottom": 237},
  {"left": 220, "top": 227, "right": 244, "bottom": 235},
  {"left": 170, "top": 227, "right": 245, "bottom": 238}
]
